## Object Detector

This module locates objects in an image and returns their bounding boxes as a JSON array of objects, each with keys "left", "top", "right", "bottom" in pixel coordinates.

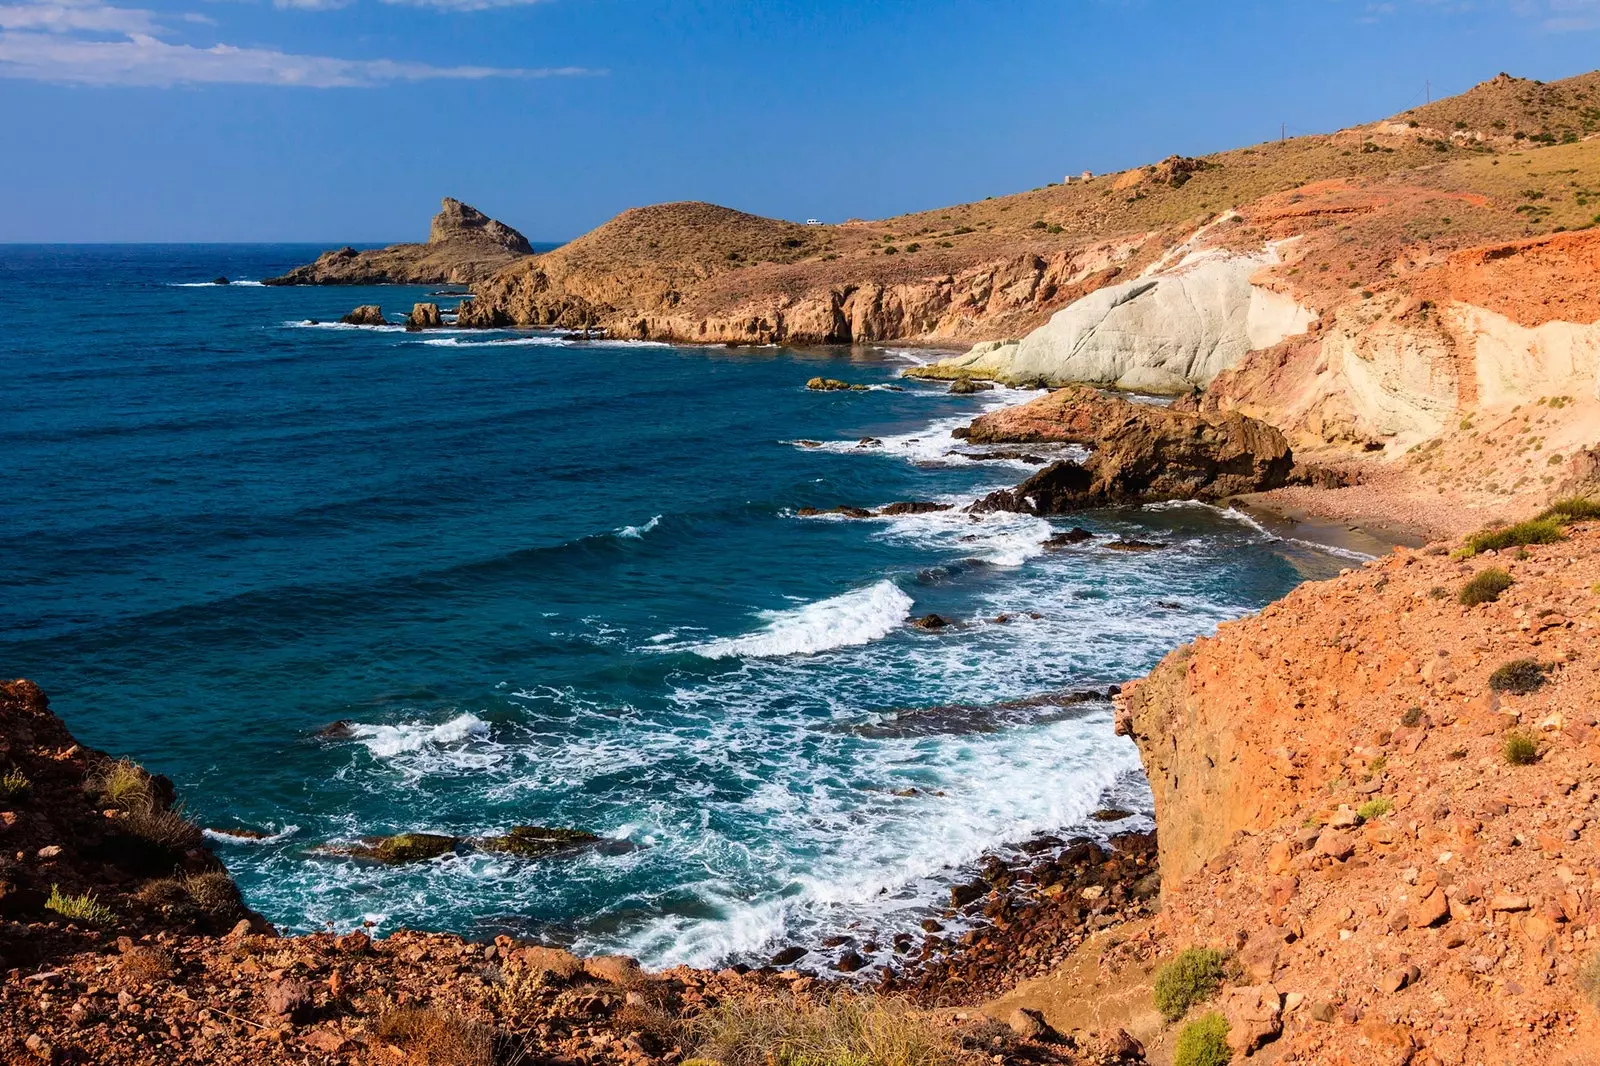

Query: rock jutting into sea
[{"left": 265, "top": 198, "right": 533, "bottom": 286}]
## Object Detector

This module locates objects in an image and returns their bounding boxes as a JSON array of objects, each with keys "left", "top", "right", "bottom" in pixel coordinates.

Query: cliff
[{"left": 264, "top": 198, "right": 533, "bottom": 286}]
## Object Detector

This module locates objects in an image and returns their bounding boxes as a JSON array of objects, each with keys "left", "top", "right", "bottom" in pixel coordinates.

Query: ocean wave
[
  {"left": 170, "top": 280, "right": 266, "bottom": 287},
  {"left": 283, "top": 319, "right": 405, "bottom": 332},
  {"left": 790, "top": 386, "right": 1045, "bottom": 468},
  {"left": 204, "top": 824, "right": 300, "bottom": 846},
  {"left": 873, "top": 508, "right": 1053, "bottom": 568},
  {"left": 684, "top": 580, "right": 914, "bottom": 659},
  {"left": 1190, "top": 503, "right": 1379, "bottom": 562},
  {"left": 347, "top": 712, "right": 493, "bottom": 760},
  {"left": 616, "top": 515, "right": 663, "bottom": 539}
]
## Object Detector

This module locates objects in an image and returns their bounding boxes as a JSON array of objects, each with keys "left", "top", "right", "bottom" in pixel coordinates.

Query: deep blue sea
[{"left": 0, "top": 244, "right": 1367, "bottom": 969}]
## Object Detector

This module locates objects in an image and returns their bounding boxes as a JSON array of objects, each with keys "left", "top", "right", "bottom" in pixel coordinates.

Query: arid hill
[{"left": 265, "top": 198, "right": 532, "bottom": 286}]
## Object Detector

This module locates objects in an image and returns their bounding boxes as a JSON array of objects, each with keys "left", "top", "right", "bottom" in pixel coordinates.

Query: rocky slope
[{"left": 265, "top": 198, "right": 533, "bottom": 286}]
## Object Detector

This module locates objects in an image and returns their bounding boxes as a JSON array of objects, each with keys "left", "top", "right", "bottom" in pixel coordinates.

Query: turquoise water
[{"left": 0, "top": 245, "right": 1358, "bottom": 969}]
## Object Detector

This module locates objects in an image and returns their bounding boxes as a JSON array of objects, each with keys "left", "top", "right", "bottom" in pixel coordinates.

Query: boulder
[
  {"left": 948, "top": 377, "right": 995, "bottom": 394},
  {"left": 478, "top": 826, "right": 602, "bottom": 858},
  {"left": 211, "top": 277, "right": 229, "bottom": 286},
  {"left": 912, "top": 614, "right": 953, "bottom": 630},
  {"left": 877, "top": 501, "right": 953, "bottom": 516},
  {"left": 967, "top": 387, "right": 1292, "bottom": 513},
  {"left": 807, "top": 377, "right": 868, "bottom": 392},
  {"left": 315, "top": 832, "right": 459, "bottom": 864},
  {"left": 339, "top": 305, "right": 386, "bottom": 327},
  {"left": 1222, "top": 984, "right": 1283, "bottom": 1055},
  {"left": 404, "top": 302, "right": 443, "bottom": 331}
]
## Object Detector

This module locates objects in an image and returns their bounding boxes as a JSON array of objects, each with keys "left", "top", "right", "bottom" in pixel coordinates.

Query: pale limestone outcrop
[
  {"left": 1458, "top": 303, "right": 1600, "bottom": 407},
  {"left": 909, "top": 248, "right": 1314, "bottom": 393}
]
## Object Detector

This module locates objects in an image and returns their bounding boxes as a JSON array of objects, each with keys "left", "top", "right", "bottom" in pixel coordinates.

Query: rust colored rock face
[{"left": 965, "top": 386, "right": 1293, "bottom": 512}]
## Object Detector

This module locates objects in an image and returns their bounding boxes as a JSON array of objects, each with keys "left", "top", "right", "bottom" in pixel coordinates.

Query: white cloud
[
  {"left": 1540, "top": 0, "right": 1600, "bottom": 30},
  {"left": 0, "top": 0, "right": 601, "bottom": 85},
  {"left": 380, "top": 0, "right": 554, "bottom": 9}
]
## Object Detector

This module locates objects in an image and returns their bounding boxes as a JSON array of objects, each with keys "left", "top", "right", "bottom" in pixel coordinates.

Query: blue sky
[{"left": 2, "top": 0, "right": 1598, "bottom": 242}]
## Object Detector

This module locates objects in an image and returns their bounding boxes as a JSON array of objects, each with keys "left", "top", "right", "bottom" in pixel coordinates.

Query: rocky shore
[{"left": 265, "top": 199, "right": 532, "bottom": 287}]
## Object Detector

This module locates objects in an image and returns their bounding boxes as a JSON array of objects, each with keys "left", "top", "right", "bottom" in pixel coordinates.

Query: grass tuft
[
  {"left": 374, "top": 1008, "right": 497, "bottom": 1066},
  {"left": 1153, "top": 947, "right": 1230, "bottom": 1022},
  {"left": 1503, "top": 729, "right": 1540, "bottom": 766},
  {"left": 1537, "top": 496, "right": 1600, "bottom": 522},
  {"left": 86, "top": 757, "right": 202, "bottom": 850},
  {"left": 1462, "top": 518, "right": 1565, "bottom": 557},
  {"left": 688, "top": 991, "right": 955, "bottom": 1066},
  {"left": 1173, "top": 1012, "right": 1232, "bottom": 1066},
  {"left": 1459, "top": 568, "right": 1513, "bottom": 606},
  {"left": 46, "top": 884, "right": 116, "bottom": 926},
  {"left": 1489, "top": 658, "right": 1548, "bottom": 694},
  {"left": 1357, "top": 796, "right": 1394, "bottom": 822},
  {"left": 0, "top": 769, "right": 31, "bottom": 800}
]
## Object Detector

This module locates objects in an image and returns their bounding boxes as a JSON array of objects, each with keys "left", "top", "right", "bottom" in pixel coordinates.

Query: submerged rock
[
  {"left": 770, "top": 945, "right": 808, "bottom": 966},
  {"left": 211, "top": 276, "right": 230, "bottom": 286},
  {"left": 316, "top": 832, "right": 461, "bottom": 864},
  {"left": 1105, "top": 539, "right": 1164, "bottom": 552},
  {"left": 877, "top": 501, "right": 953, "bottom": 516},
  {"left": 1044, "top": 527, "right": 1095, "bottom": 549},
  {"left": 339, "top": 305, "right": 386, "bottom": 327},
  {"left": 314, "top": 720, "right": 356, "bottom": 739},
  {"left": 477, "top": 826, "right": 602, "bottom": 858},
  {"left": 807, "top": 377, "right": 869, "bottom": 392},
  {"left": 796, "top": 506, "right": 874, "bottom": 519},
  {"left": 912, "top": 614, "right": 953, "bottom": 630}
]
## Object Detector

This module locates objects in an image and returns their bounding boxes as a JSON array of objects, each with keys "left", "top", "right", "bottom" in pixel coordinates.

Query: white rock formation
[{"left": 919, "top": 247, "right": 1315, "bottom": 393}]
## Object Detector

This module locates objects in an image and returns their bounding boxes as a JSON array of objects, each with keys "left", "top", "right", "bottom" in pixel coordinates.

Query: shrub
[
  {"left": 1459, "top": 568, "right": 1513, "bottom": 606},
  {"left": 46, "top": 885, "right": 116, "bottom": 926},
  {"left": 182, "top": 871, "right": 240, "bottom": 913},
  {"left": 689, "top": 992, "right": 954, "bottom": 1066},
  {"left": 1489, "top": 658, "right": 1548, "bottom": 694},
  {"left": 1357, "top": 796, "right": 1394, "bottom": 822},
  {"left": 0, "top": 769, "right": 31, "bottom": 800},
  {"left": 123, "top": 801, "right": 203, "bottom": 850},
  {"left": 1503, "top": 729, "right": 1540, "bottom": 766},
  {"left": 904, "top": 243, "right": 921, "bottom": 253},
  {"left": 1462, "top": 518, "right": 1564, "bottom": 556},
  {"left": 1400, "top": 706, "right": 1423, "bottom": 728},
  {"left": 86, "top": 756, "right": 202, "bottom": 849},
  {"left": 1153, "top": 947, "right": 1229, "bottom": 1022},
  {"left": 1539, "top": 496, "right": 1600, "bottom": 522},
  {"left": 374, "top": 1009, "right": 496, "bottom": 1066},
  {"left": 86, "top": 758, "right": 154, "bottom": 809},
  {"left": 1173, "top": 1012, "right": 1232, "bottom": 1066},
  {"left": 1578, "top": 953, "right": 1600, "bottom": 1010}
]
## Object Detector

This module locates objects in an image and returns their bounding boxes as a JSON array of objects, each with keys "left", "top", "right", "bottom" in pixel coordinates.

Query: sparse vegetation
[
  {"left": 85, "top": 757, "right": 203, "bottom": 850},
  {"left": 374, "top": 1008, "right": 497, "bottom": 1066},
  {"left": 1459, "top": 567, "right": 1514, "bottom": 606},
  {"left": 1489, "top": 658, "right": 1548, "bottom": 694},
  {"left": 688, "top": 992, "right": 955, "bottom": 1066},
  {"left": 46, "top": 885, "right": 116, "bottom": 926},
  {"left": 1400, "top": 706, "right": 1423, "bottom": 728},
  {"left": 0, "top": 768, "right": 31, "bottom": 800},
  {"left": 1153, "top": 947, "right": 1230, "bottom": 1022},
  {"left": 1461, "top": 518, "right": 1564, "bottom": 556},
  {"left": 1173, "top": 1012, "right": 1232, "bottom": 1066},
  {"left": 1356, "top": 796, "right": 1394, "bottom": 822},
  {"left": 87, "top": 758, "right": 154, "bottom": 809},
  {"left": 1578, "top": 952, "right": 1600, "bottom": 1010},
  {"left": 1539, "top": 496, "right": 1600, "bottom": 522},
  {"left": 1503, "top": 729, "right": 1540, "bottom": 765}
]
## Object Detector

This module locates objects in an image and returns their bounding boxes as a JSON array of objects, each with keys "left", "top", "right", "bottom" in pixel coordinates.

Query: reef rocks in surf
[
  {"left": 265, "top": 198, "right": 533, "bottom": 286},
  {"left": 404, "top": 302, "right": 443, "bottom": 331},
  {"left": 796, "top": 502, "right": 953, "bottom": 519},
  {"left": 339, "top": 305, "right": 387, "bottom": 327},
  {"left": 967, "top": 386, "right": 1292, "bottom": 513},
  {"left": 310, "top": 826, "right": 605, "bottom": 865}
]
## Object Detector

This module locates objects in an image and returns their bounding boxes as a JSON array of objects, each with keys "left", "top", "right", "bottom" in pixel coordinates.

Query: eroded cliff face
[{"left": 1111, "top": 526, "right": 1600, "bottom": 1064}]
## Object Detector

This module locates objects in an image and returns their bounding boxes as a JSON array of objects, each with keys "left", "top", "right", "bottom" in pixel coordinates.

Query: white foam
[
  {"left": 616, "top": 515, "right": 662, "bottom": 539},
  {"left": 283, "top": 319, "right": 406, "bottom": 332},
  {"left": 348, "top": 712, "right": 491, "bottom": 759},
  {"left": 204, "top": 825, "right": 300, "bottom": 846},
  {"left": 792, "top": 386, "right": 1044, "bottom": 468},
  {"left": 874, "top": 508, "right": 1054, "bottom": 568},
  {"left": 685, "top": 580, "right": 914, "bottom": 659},
  {"left": 170, "top": 280, "right": 265, "bottom": 287}
]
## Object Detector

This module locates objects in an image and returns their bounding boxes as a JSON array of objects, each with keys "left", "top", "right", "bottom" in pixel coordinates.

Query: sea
[{"left": 0, "top": 244, "right": 1375, "bottom": 971}]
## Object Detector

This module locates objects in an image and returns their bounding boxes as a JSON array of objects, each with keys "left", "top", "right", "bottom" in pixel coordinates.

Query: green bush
[
  {"left": 1357, "top": 796, "right": 1394, "bottom": 822},
  {"left": 1538, "top": 496, "right": 1600, "bottom": 522},
  {"left": 1173, "top": 1012, "right": 1232, "bottom": 1066},
  {"left": 1489, "top": 658, "right": 1547, "bottom": 694},
  {"left": 1462, "top": 518, "right": 1564, "bottom": 556},
  {"left": 1153, "top": 947, "right": 1229, "bottom": 1022},
  {"left": 1400, "top": 706, "right": 1422, "bottom": 728},
  {"left": 1503, "top": 729, "right": 1540, "bottom": 766},
  {"left": 0, "top": 769, "right": 31, "bottom": 800},
  {"left": 46, "top": 885, "right": 116, "bottom": 926},
  {"left": 1459, "top": 568, "right": 1513, "bottom": 606}
]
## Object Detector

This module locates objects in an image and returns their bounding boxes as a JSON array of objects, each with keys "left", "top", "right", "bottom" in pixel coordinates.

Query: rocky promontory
[{"left": 265, "top": 198, "right": 533, "bottom": 286}]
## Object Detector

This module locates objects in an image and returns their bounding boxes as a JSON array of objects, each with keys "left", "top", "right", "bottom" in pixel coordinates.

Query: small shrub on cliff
[
  {"left": 374, "top": 1008, "right": 496, "bottom": 1066},
  {"left": 1578, "top": 953, "right": 1600, "bottom": 1010},
  {"left": 1503, "top": 729, "right": 1540, "bottom": 766},
  {"left": 1400, "top": 706, "right": 1423, "bottom": 728},
  {"left": 1539, "top": 496, "right": 1600, "bottom": 522},
  {"left": 182, "top": 871, "right": 240, "bottom": 913},
  {"left": 46, "top": 885, "right": 116, "bottom": 926},
  {"left": 1459, "top": 568, "right": 1513, "bottom": 606},
  {"left": 1462, "top": 518, "right": 1564, "bottom": 556},
  {"left": 1153, "top": 947, "right": 1229, "bottom": 1022},
  {"left": 1489, "top": 658, "right": 1548, "bottom": 694},
  {"left": 87, "top": 757, "right": 154, "bottom": 809},
  {"left": 1173, "top": 1012, "right": 1232, "bottom": 1066},
  {"left": 1357, "top": 796, "right": 1394, "bottom": 822},
  {"left": 689, "top": 992, "right": 954, "bottom": 1066},
  {"left": 0, "top": 769, "right": 31, "bottom": 799}
]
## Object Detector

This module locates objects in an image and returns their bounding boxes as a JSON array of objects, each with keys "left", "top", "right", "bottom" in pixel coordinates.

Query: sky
[{"left": 2, "top": 0, "right": 1599, "bottom": 242}]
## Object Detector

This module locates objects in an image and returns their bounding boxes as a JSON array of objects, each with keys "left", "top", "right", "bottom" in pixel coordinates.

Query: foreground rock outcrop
[
  {"left": 966, "top": 387, "right": 1294, "bottom": 512},
  {"left": 265, "top": 198, "right": 533, "bottom": 286}
]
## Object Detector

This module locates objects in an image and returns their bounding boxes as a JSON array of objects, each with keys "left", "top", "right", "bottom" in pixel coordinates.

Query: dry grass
[
  {"left": 373, "top": 1008, "right": 497, "bottom": 1066},
  {"left": 688, "top": 992, "right": 957, "bottom": 1066},
  {"left": 116, "top": 945, "right": 175, "bottom": 985},
  {"left": 182, "top": 871, "right": 240, "bottom": 912},
  {"left": 86, "top": 758, "right": 155, "bottom": 809},
  {"left": 85, "top": 756, "right": 203, "bottom": 850}
]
